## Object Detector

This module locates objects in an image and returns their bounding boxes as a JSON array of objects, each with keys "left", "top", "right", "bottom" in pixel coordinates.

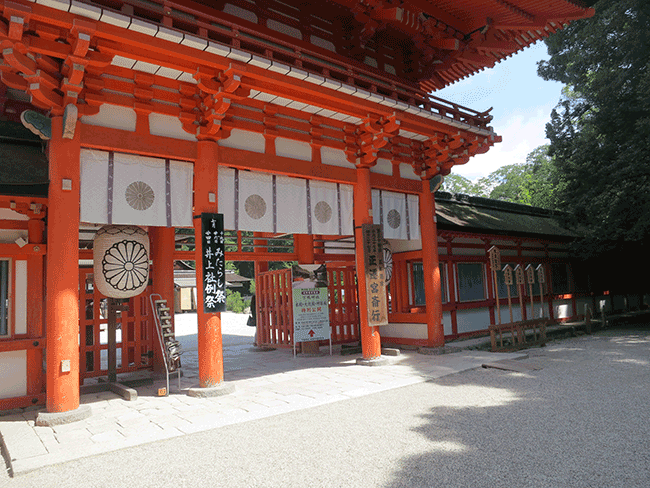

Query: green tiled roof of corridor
[{"left": 434, "top": 191, "right": 576, "bottom": 238}]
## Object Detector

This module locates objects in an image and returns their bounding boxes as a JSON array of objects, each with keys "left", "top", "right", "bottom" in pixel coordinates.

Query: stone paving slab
[
  {"left": 1, "top": 312, "right": 531, "bottom": 476},
  {"left": 1, "top": 346, "right": 525, "bottom": 476}
]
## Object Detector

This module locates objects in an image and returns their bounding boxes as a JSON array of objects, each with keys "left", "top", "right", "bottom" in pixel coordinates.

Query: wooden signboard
[
  {"left": 362, "top": 224, "right": 388, "bottom": 326},
  {"left": 200, "top": 213, "right": 226, "bottom": 313},
  {"left": 488, "top": 246, "right": 501, "bottom": 323},
  {"left": 488, "top": 246, "right": 501, "bottom": 271}
]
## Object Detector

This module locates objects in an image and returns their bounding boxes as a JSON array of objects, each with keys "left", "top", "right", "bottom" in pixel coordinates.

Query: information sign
[
  {"left": 200, "top": 213, "right": 226, "bottom": 313},
  {"left": 362, "top": 224, "right": 388, "bottom": 326},
  {"left": 292, "top": 264, "right": 330, "bottom": 343}
]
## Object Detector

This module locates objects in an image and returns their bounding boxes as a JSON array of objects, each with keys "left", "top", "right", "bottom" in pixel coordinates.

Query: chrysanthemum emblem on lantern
[{"left": 93, "top": 225, "right": 150, "bottom": 298}]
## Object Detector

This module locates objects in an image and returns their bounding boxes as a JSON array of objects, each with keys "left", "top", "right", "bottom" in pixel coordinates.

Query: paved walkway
[{"left": 0, "top": 313, "right": 524, "bottom": 476}]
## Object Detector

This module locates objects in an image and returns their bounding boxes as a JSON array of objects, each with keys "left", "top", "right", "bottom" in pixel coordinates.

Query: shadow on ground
[{"left": 381, "top": 325, "right": 650, "bottom": 488}]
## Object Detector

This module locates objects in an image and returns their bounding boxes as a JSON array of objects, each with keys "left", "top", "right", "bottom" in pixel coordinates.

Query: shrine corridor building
[{"left": 0, "top": 0, "right": 595, "bottom": 421}]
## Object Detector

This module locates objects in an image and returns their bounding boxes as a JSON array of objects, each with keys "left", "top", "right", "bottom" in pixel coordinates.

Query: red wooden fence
[
  {"left": 256, "top": 265, "right": 360, "bottom": 347},
  {"left": 78, "top": 267, "right": 154, "bottom": 381}
]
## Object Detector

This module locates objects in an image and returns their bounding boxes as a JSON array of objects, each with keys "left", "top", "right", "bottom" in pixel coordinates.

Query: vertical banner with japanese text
[
  {"left": 201, "top": 213, "right": 226, "bottom": 313},
  {"left": 362, "top": 224, "right": 388, "bottom": 326}
]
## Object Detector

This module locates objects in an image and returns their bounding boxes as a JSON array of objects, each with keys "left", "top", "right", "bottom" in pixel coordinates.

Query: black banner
[{"left": 201, "top": 213, "right": 226, "bottom": 313}]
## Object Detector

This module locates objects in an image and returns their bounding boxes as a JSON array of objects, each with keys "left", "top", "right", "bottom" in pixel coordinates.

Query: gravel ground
[{"left": 2, "top": 325, "right": 650, "bottom": 487}]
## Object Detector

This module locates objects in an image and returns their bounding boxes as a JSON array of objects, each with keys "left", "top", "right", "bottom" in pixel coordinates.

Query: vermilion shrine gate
[{"left": 0, "top": 0, "right": 593, "bottom": 423}]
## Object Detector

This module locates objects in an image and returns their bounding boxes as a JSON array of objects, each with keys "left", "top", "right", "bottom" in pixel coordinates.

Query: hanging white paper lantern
[{"left": 93, "top": 225, "right": 150, "bottom": 298}]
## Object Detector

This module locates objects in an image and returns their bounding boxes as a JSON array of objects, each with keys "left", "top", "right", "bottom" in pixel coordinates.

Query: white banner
[
  {"left": 277, "top": 175, "right": 308, "bottom": 234},
  {"left": 371, "top": 189, "right": 420, "bottom": 240},
  {"left": 80, "top": 149, "right": 193, "bottom": 227},
  {"left": 238, "top": 170, "right": 274, "bottom": 233}
]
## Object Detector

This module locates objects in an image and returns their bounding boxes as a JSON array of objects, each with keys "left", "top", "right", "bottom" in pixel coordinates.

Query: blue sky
[{"left": 435, "top": 42, "right": 565, "bottom": 181}]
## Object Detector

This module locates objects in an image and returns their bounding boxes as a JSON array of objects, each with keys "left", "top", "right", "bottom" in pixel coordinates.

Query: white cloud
[{"left": 451, "top": 105, "right": 554, "bottom": 181}]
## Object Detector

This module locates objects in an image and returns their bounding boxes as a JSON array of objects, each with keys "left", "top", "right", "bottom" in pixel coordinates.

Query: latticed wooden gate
[
  {"left": 78, "top": 267, "right": 154, "bottom": 381},
  {"left": 327, "top": 266, "right": 360, "bottom": 343},
  {"left": 256, "top": 265, "right": 360, "bottom": 347},
  {"left": 257, "top": 268, "right": 293, "bottom": 347}
]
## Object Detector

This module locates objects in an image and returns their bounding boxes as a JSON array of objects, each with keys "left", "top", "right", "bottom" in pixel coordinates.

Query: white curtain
[
  {"left": 238, "top": 170, "right": 273, "bottom": 233},
  {"left": 277, "top": 175, "right": 308, "bottom": 234},
  {"left": 371, "top": 189, "right": 420, "bottom": 240},
  {"left": 80, "top": 149, "right": 193, "bottom": 227}
]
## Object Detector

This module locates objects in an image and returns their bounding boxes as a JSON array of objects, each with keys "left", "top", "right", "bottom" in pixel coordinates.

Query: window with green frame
[
  {"left": 457, "top": 262, "right": 486, "bottom": 302},
  {"left": 412, "top": 262, "right": 447, "bottom": 306},
  {"left": 0, "top": 260, "right": 9, "bottom": 336}
]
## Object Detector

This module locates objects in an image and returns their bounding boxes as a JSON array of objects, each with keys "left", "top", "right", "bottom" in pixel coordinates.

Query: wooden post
[
  {"left": 419, "top": 179, "right": 444, "bottom": 347},
  {"left": 488, "top": 246, "right": 501, "bottom": 324},
  {"left": 150, "top": 227, "right": 175, "bottom": 373},
  {"left": 526, "top": 264, "right": 536, "bottom": 319},
  {"left": 107, "top": 298, "right": 117, "bottom": 383},
  {"left": 26, "top": 218, "right": 45, "bottom": 397},
  {"left": 493, "top": 270, "right": 501, "bottom": 324},
  {"left": 503, "top": 264, "right": 514, "bottom": 323},
  {"left": 45, "top": 116, "right": 81, "bottom": 413},
  {"left": 354, "top": 166, "right": 381, "bottom": 359},
  {"left": 536, "top": 264, "right": 546, "bottom": 319},
  {"left": 193, "top": 140, "right": 224, "bottom": 387},
  {"left": 515, "top": 264, "right": 525, "bottom": 321}
]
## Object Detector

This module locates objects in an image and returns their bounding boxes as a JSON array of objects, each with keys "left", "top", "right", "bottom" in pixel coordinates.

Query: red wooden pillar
[
  {"left": 193, "top": 140, "right": 224, "bottom": 388},
  {"left": 150, "top": 226, "right": 175, "bottom": 373},
  {"left": 45, "top": 116, "right": 81, "bottom": 413},
  {"left": 253, "top": 233, "right": 268, "bottom": 347},
  {"left": 419, "top": 179, "right": 444, "bottom": 347},
  {"left": 354, "top": 166, "right": 381, "bottom": 359},
  {"left": 295, "top": 234, "right": 315, "bottom": 265},
  {"left": 26, "top": 218, "right": 45, "bottom": 397}
]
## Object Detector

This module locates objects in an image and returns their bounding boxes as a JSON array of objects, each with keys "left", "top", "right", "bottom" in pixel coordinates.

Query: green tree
[
  {"left": 476, "top": 164, "right": 529, "bottom": 203},
  {"left": 441, "top": 173, "right": 481, "bottom": 196},
  {"left": 538, "top": 0, "right": 650, "bottom": 256}
]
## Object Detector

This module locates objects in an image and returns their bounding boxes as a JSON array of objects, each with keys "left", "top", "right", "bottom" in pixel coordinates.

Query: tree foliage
[
  {"left": 538, "top": 0, "right": 650, "bottom": 256},
  {"left": 441, "top": 145, "right": 560, "bottom": 209}
]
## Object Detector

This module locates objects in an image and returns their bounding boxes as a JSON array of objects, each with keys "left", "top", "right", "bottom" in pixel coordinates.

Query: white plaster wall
[
  {"left": 443, "top": 311, "right": 452, "bottom": 336},
  {"left": 552, "top": 299, "right": 573, "bottom": 320},
  {"left": 81, "top": 104, "right": 137, "bottom": 132},
  {"left": 399, "top": 163, "right": 419, "bottom": 180},
  {"left": 456, "top": 308, "right": 491, "bottom": 334},
  {"left": 0, "top": 350, "right": 26, "bottom": 399},
  {"left": 275, "top": 137, "right": 311, "bottom": 161},
  {"left": 452, "top": 247, "right": 486, "bottom": 256},
  {"left": 14, "top": 260, "right": 27, "bottom": 335},
  {"left": 0, "top": 209, "right": 28, "bottom": 221},
  {"left": 321, "top": 147, "right": 355, "bottom": 169},
  {"left": 501, "top": 305, "right": 523, "bottom": 324},
  {"left": 219, "top": 129, "right": 265, "bottom": 153},
  {"left": 370, "top": 158, "right": 392, "bottom": 176},
  {"left": 382, "top": 322, "right": 427, "bottom": 340},
  {"left": 0, "top": 229, "right": 28, "bottom": 244},
  {"left": 149, "top": 113, "right": 197, "bottom": 141},
  {"left": 522, "top": 250, "right": 546, "bottom": 258},
  {"left": 390, "top": 239, "right": 422, "bottom": 253},
  {"left": 526, "top": 302, "right": 547, "bottom": 320}
]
